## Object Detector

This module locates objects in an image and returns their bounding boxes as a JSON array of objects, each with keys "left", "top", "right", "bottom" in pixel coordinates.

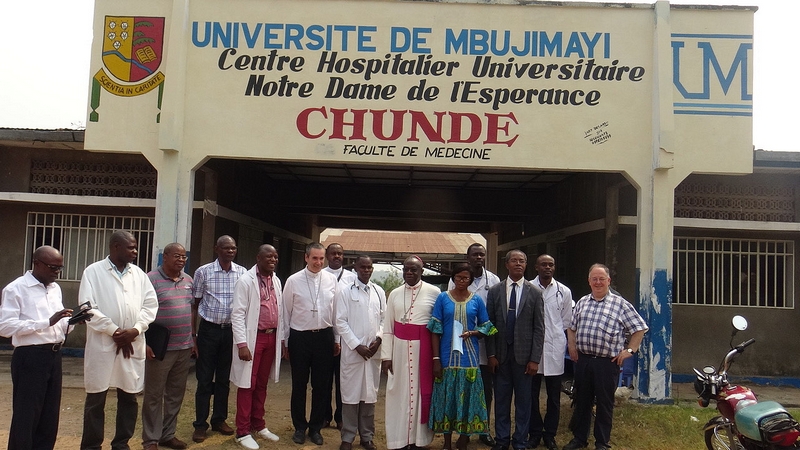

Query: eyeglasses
[
  {"left": 454, "top": 275, "right": 472, "bottom": 282},
  {"left": 590, "top": 277, "right": 609, "bottom": 283},
  {"left": 167, "top": 254, "right": 188, "bottom": 261},
  {"left": 507, "top": 258, "right": 527, "bottom": 264},
  {"left": 35, "top": 260, "right": 64, "bottom": 272}
]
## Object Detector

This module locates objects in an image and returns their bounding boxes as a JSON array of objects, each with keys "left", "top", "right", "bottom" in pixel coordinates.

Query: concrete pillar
[
  {"left": 150, "top": 152, "right": 196, "bottom": 269},
  {"left": 631, "top": 1, "right": 681, "bottom": 402}
]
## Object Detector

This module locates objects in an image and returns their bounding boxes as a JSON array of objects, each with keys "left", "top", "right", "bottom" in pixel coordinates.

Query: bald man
[{"left": 0, "top": 246, "right": 77, "bottom": 450}]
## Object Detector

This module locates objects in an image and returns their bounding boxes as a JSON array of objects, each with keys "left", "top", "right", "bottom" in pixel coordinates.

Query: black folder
[{"left": 145, "top": 323, "right": 171, "bottom": 361}]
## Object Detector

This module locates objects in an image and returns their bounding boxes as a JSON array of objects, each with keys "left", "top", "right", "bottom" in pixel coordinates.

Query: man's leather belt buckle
[
  {"left": 33, "top": 342, "right": 62, "bottom": 351},
  {"left": 258, "top": 328, "right": 276, "bottom": 334},
  {"left": 310, "top": 329, "right": 321, "bottom": 333}
]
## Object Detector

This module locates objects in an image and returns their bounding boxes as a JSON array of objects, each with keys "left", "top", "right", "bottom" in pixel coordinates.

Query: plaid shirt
[
  {"left": 192, "top": 259, "right": 247, "bottom": 324},
  {"left": 569, "top": 291, "right": 648, "bottom": 358}
]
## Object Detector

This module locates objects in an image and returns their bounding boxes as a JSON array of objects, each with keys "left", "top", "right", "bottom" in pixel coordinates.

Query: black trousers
[
  {"left": 288, "top": 327, "right": 335, "bottom": 434},
  {"left": 9, "top": 345, "right": 62, "bottom": 450},
  {"left": 194, "top": 319, "right": 233, "bottom": 429},
  {"left": 80, "top": 389, "right": 138, "bottom": 450},
  {"left": 529, "top": 373, "right": 562, "bottom": 443},
  {"left": 571, "top": 354, "right": 619, "bottom": 447},
  {"left": 326, "top": 353, "right": 343, "bottom": 425}
]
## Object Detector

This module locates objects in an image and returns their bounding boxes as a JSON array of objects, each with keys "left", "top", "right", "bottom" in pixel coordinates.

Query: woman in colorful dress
[{"left": 428, "top": 263, "right": 497, "bottom": 450}]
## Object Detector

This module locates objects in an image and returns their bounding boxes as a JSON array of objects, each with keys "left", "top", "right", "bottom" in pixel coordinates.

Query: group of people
[{"left": 0, "top": 234, "right": 648, "bottom": 450}]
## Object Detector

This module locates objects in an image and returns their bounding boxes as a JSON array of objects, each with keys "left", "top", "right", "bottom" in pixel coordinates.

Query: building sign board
[{"left": 85, "top": 0, "right": 753, "bottom": 176}]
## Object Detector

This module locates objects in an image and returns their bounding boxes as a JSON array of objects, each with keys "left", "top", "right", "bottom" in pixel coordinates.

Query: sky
[{"left": 0, "top": 0, "right": 796, "bottom": 151}]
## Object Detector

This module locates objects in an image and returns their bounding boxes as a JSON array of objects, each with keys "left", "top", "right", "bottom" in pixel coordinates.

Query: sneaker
[
  {"left": 236, "top": 434, "right": 260, "bottom": 450},
  {"left": 256, "top": 428, "right": 280, "bottom": 442}
]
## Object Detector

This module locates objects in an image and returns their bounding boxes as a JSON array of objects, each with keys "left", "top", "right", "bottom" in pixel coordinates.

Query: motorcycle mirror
[{"left": 732, "top": 315, "right": 748, "bottom": 333}]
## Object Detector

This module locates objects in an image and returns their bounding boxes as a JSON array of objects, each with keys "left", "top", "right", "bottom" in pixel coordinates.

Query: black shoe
[
  {"left": 309, "top": 431, "right": 324, "bottom": 445},
  {"left": 491, "top": 445, "right": 509, "bottom": 450},
  {"left": 526, "top": 440, "right": 540, "bottom": 449},
  {"left": 562, "top": 439, "right": 587, "bottom": 450},
  {"left": 544, "top": 440, "right": 559, "bottom": 450},
  {"left": 480, "top": 435, "right": 497, "bottom": 447},
  {"left": 594, "top": 445, "right": 610, "bottom": 450},
  {"left": 292, "top": 430, "right": 306, "bottom": 444}
]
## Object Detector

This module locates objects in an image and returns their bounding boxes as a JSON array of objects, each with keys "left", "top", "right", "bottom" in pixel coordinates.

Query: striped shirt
[
  {"left": 192, "top": 259, "right": 247, "bottom": 324},
  {"left": 147, "top": 267, "right": 194, "bottom": 351},
  {"left": 569, "top": 291, "right": 648, "bottom": 358}
]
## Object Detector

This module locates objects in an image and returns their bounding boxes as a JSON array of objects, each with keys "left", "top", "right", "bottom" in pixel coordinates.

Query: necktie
[{"left": 506, "top": 282, "right": 517, "bottom": 345}]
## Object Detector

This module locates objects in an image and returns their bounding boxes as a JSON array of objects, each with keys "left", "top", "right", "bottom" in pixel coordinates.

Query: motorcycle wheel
[{"left": 704, "top": 425, "right": 745, "bottom": 450}]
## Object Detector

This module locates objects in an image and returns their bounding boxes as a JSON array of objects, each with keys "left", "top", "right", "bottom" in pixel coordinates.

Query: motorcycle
[{"left": 694, "top": 315, "right": 800, "bottom": 449}]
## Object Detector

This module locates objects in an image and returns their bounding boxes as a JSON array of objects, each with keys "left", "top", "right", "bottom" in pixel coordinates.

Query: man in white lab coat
[
  {"left": 334, "top": 255, "right": 385, "bottom": 450},
  {"left": 527, "top": 254, "right": 573, "bottom": 450},
  {"left": 79, "top": 231, "right": 158, "bottom": 450}
]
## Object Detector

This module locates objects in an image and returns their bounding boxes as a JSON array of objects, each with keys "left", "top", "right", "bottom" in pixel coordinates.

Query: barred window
[
  {"left": 25, "top": 212, "right": 155, "bottom": 281},
  {"left": 673, "top": 237, "right": 795, "bottom": 308}
]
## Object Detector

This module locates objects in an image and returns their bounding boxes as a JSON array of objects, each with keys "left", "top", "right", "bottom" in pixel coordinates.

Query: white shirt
[
  {"left": 324, "top": 266, "right": 356, "bottom": 285},
  {"left": 282, "top": 266, "right": 339, "bottom": 342},
  {"left": 0, "top": 271, "right": 68, "bottom": 346},
  {"left": 532, "top": 275, "right": 574, "bottom": 376},
  {"left": 506, "top": 277, "right": 525, "bottom": 316}
]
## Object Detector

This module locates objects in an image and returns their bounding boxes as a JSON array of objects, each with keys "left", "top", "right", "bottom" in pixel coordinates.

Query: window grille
[
  {"left": 24, "top": 212, "right": 156, "bottom": 281},
  {"left": 673, "top": 237, "right": 794, "bottom": 308}
]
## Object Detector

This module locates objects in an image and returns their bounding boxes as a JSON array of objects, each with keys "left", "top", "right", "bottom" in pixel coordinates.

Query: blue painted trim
[
  {"left": 636, "top": 269, "right": 673, "bottom": 400},
  {"left": 673, "top": 103, "right": 752, "bottom": 109},
  {"left": 674, "top": 373, "right": 800, "bottom": 389},
  {"left": 674, "top": 110, "right": 752, "bottom": 117},
  {"left": 671, "top": 33, "right": 753, "bottom": 39}
]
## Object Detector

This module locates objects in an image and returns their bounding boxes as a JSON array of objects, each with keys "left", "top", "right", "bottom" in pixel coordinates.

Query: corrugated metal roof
[{"left": 320, "top": 228, "right": 484, "bottom": 255}]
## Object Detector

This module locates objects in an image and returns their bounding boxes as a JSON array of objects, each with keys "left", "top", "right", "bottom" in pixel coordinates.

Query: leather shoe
[
  {"left": 492, "top": 445, "right": 509, "bottom": 450},
  {"left": 159, "top": 437, "right": 188, "bottom": 449},
  {"left": 526, "top": 440, "right": 540, "bottom": 449},
  {"left": 192, "top": 428, "right": 207, "bottom": 443},
  {"left": 362, "top": 441, "right": 377, "bottom": 450},
  {"left": 595, "top": 445, "right": 610, "bottom": 450},
  {"left": 480, "top": 435, "right": 497, "bottom": 447},
  {"left": 544, "top": 440, "right": 559, "bottom": 450},
  {"left": 562, "top": 439, "right": 587, "bottom": 450},
  {"left": 292, "top": 430, "right": 306, "bottom": 444},
  {"left": 309, "top": 432, "right": 324, "bottom": 445},
  {"left": 212, "top": 421, "right": 235, "bottom": 435},
  {"left": 341, "top": 442, "right": 353, "bottom": 450},
  {"left": 144, "top": 444, "right": 159, "bottom": 450}
]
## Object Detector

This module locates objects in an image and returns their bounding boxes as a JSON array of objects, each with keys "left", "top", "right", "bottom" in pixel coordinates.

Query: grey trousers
[
  {"left": 142, "top": 348, "right": 192, "bottom": 445},
  {"left": 340, "top": 402, "right": 375, "bottom": 444}
]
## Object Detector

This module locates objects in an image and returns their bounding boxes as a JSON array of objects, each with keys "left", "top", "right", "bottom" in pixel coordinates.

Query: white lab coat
[
  {"left": 335, "top": 279, "right": 385, "bottom": 404},
  {"left": 230, "top": 265, "right": 284, "bottom": 388},
  {"left": 532, "top": 276, "right": 573, "bottom": 376},
  {"left": 80, "top": 259, "right": 158, "bottom": 393}
]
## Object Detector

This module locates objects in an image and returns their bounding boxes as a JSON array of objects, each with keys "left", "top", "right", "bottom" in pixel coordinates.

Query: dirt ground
[{"left": 1, "top": 352, "right": 800, "bottom": 450}]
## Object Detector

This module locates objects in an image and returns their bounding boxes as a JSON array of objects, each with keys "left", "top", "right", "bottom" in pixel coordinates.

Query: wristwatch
[{"left": 626, "top": 348, "right": 635, "bottom": 354}]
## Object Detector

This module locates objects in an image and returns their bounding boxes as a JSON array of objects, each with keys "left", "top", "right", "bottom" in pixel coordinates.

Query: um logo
[{"left": 671, "top": 33, "right": 753, "bottom": 117}]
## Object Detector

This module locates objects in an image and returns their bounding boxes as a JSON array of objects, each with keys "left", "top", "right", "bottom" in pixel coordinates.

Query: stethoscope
[
  {"left": 349, "top": 281, "right": 380, "bottom": 301},
  {"left": 539, "top": 279, "right": 565, "bottom": 309}
]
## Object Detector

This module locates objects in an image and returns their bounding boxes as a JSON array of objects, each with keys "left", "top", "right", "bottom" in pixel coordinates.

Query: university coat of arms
[{"left": 90, "top": 16, "right": 166, "bottom": 122}]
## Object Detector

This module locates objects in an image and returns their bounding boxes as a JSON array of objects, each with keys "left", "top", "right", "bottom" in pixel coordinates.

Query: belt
[
  {"left": 202, "top": 319, "right": 231, "bottom": 329},
  {"left": 579, "top": 351, "right": 612, "bottom": 359},
  {"left": 257, "top": 328, "right": 277, "bottom": 334},
  {"left": 27, "top": 342, "right": 63, "bottom": 352},
  {"left": 294, "top": 327, "right": 331, "bottom": 333}
]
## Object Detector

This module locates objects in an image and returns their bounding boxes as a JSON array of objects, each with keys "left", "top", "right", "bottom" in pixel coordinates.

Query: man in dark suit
[{"left": 486, "top": 250, "right": 545, "bottom": 450}]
